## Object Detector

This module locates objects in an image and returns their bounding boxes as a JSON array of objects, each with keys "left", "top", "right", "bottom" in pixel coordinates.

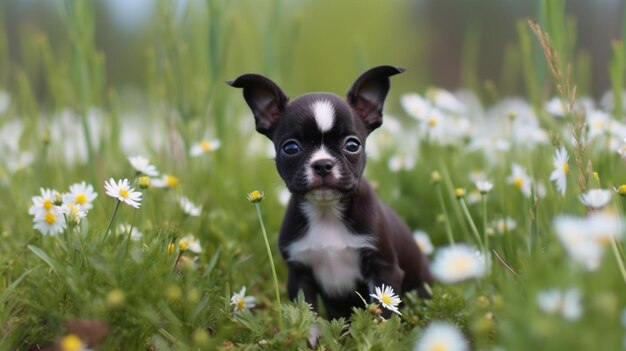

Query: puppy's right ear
[{"left": 227, "top": 74, "right": 289, "bottom": 136}]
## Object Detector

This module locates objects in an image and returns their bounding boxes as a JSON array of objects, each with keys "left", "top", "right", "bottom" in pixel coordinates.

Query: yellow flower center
[
  {"left": 44, "top": 212, "right": 56, "bottom": 224},
  {"left": 562, "top": 163, "right": 569, "bottom": 174},
  {"left": 596, "top": 235, "right": 611, "bottom": 246},
  {"left": 450, "top": 255, "right": 471, "bottom": 273},
  {"left": 513, "top": 177, "right": 524, "bottom": 189},
  {"left": 179, "top": 240, "right": 189, "bottom": 251},
  {"left": 167, "top": 243, "right": 175, "bottom": 255},
  {"left": 138, "top": 176, "right": 151, "bottom": 188},
  {"left": 119, "top": 188, "right": 129, "bottom": 198},
  {"left": 75, "top": 193, "right": 87, "bottom": 205},
  {"left": 166, "top": 175, "right": 178, "bottom": 187},
  {"left": 236, "top": 298, "right": 246, "bottom": 311},
  {"left": 200, "top": 140, "right": 213, "bottom": 152},
  {"left": 427, "top": 116, "right": 438, "bottom": 127},
  {"left": 247, "top": 190, "right": 264, "bottom": 203},
  {"left": 43, "top": 199, "right": 53, "bottom": 210},
  {"left": 618, "top": 185, "right": 626, "bottom": 195},
  {"left": 60, "top": 334, "right": 83, "bottom": 351},
  {"left": 380, "top": 293, "right": 393, "bottom": 305},
  {"left": 431, "top": 341, "right": 448, "bottom": 351}
]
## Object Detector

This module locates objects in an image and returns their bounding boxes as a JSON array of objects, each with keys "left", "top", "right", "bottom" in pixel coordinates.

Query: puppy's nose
[{"left": 311, "top": 159, "right": 336, "bottom": 177}]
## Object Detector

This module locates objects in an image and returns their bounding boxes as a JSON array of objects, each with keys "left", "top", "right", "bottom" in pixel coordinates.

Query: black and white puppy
[{"left": 228, "top": 66, "right": 432, "bottom": 319}]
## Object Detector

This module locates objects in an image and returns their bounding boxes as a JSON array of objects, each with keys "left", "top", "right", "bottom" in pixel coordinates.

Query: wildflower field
[{"left": 2, "top": 1, "right": 626, "bottom": 350}]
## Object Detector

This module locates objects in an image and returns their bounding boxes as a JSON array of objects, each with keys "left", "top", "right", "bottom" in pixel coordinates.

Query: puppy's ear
[
  {"left": 227, "top": 74, "right": 289, "bottom": 136},
  {"left": 347, "top": 66, "right": 405, "bottom": 132}
]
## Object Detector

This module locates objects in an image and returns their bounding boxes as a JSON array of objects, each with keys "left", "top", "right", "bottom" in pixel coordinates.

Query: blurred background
[{"left": 0, "top": 0, "right": 624, "bottom": 103}]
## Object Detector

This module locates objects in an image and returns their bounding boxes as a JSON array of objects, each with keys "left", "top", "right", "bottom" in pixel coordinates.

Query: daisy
[
  {"left": 178, "top": 196, "right": 202, "bottom": 217},
  {"left": 580, "top": 188, "right": 612, "bottom": 209},
  {"left": 586, "top": 211, "right": 623, "bottom": 246},
  {"left": 63, "top": 181, "right": 98, "bottom": 210},
  {"left": 59, "top": 333, "right": 90, "bottom": 351},
  {"left": 230, "top": 287, "right": 256, "bottom": 312},
  {"left": 545, "top": 96, "right": 567, "bottom": 117},
  {"left": 475, "top": 180, "right": 493, "bottom": 194},
  {"left": 401, "top": 93, "right": 432, "bottom": 121},
  {"left": 388, "top": 154, "right": 416, "bottom": 172},
  {"left": 431, "top": 244, "right": 487, "bottom": 284},
  {"left": 128, "top": 155, "right": 159, "bottom": 177},
  {"left": 553, "top": 215, "right": 603, "bottom": 271},
  {"left": 506, "top": 163, "right": 532, "bottom": 198},
  {"left": 413, "top": 230, "right": 434, "bottom": 255},
  {"left": 537, "top": 288, "right": 583, "bottom": 321},
  {"left": 61, "top": 203, "right": 87, "bottom": 225},
  {"left": 413, "top": 321, "right": 469, "bottom": 351},
  {"left": 370, "top": 284, "right": 402, "bottom": 315},
  {"left": 426, "top": 87, "right": 467, "bottom": 115},
  {"left": 28, "top": 188, "right": 58, "bottom": 217},
  {"left": 104, "top": 178, "right": 142, "bottom": 208},
  {"left": 549, "top": 147, "right": 569, "bottom": 196},
  {"left": 151, "top": 174, "right": 179, "bottom": 188},
  {"left": 118, "top": 224, "right": 143, "bottom": 241},
  {"left": 190, "top": 139, "right": 221, "bottom": 156},
  {"left": 33, "top": 207, "right": 66, "bottom": 236},
  {"left": 180, "top": 234, "right": 202, "bottom": 254},
  {"left": 491, "top": 217, "right": 517, "bottom": 235}
]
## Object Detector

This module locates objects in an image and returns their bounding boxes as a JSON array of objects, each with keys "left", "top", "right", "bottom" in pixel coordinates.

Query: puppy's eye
[
  {"left": 282, "top": 141, "right": 301, "bottom": 155},
  {"left": 344, "top": 138, "right": 361, "bottom": 153}
]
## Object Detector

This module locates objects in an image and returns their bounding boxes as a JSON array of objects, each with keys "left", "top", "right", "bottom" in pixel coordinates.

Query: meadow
[{"left": 1, "top": 0, "right": 626, "bottom": 350}]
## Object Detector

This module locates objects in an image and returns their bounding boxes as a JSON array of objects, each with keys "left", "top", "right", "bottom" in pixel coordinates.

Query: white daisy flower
[
  {"left": 506, "top": 163, "right": 532, "bottom": 198},
  {"left": 553, "top": 215, "right": 604, "bottom": 271},
  {"left": 370, "top": 284, "right": 402, "bottom": 315},
  {"left": 388, "top": 154, "right": 416, "bottom": 173},
  {"left": 431, "top": 244, "right": 487, "bottom": 284},
  {"left": 413, "top": 321, "right": 469, "bottom": 351},
  {"left": 537, "top": 288, "right": 583, "bottom": 321},
  {"left": 491, "top": 217, "right": 517, "bottom": 235},
  {"left": 33, "top": 207, "right": 66, "bottom": 236},
  {"left": 60, "top": 202, "right": 87, "bottom": 225},
  {"left": 413, "top": 230, "right": 434, "bottom": 255},
  {"left": 190, "top": 139, "right": 221, "bottom": 156},
  {"left": 475, "top": 180, "right": 493, "bottom": 194},
  {"left": 63, "top": 181, "right": 98, "bottom": 210},
  {"left": 230, "top": 287, "right": 256, "bottom": 312},
  {"left": 426, "top": 87, "right": 467, "bottom": 115},
  {"left": 401, "top": 93, "right": 432, "bottom": 121},
  {"left": 178, "top": 196, "right": 202, "bottom": 217},
  {"left": 180, "top": 234, "right": 202, "bottom": 254},
  {"left": 118, "top": 224, "right": 143, "bottom": 241},
  {"left": 151, "top": 174, "right": 179, "bottom": 188},
  {"left": 545, "top": 96, "right": 567, "bottom": 117},
  {"left": 128, "top": 155, "right": 159, "bottom": 177},
  {"left": 580, "top": 188, "right": 612, "bottom": 209},
  {"left": 104, "top": 178, "right": 142, "bottom": 208},
  {"left": 549, "top": 147, "right": 569, "bottom": 196},
  {"left": 586, "top": 211, "right": 624, "bottom": 246},
  {"left": 28, "top": 188, "right": 58, "bottom": 217}
]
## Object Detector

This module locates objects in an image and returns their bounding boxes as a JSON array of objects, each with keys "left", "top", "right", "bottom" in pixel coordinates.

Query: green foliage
[{"left": 1, "top": 1, "right": 626, "bottom": 350}]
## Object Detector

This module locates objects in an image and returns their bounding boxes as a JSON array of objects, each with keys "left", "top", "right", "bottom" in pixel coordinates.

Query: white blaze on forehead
[{"left": 312, "top": 100, "right": 335, "bottom": 132}]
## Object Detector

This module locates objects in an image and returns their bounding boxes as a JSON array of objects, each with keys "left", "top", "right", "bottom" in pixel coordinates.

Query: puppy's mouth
[{"left": 304, "top": 187, "right": 343, "bottom": 204}]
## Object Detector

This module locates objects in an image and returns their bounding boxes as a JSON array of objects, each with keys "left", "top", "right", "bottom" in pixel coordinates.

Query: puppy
[{"left": 228, "top": 66, "right": 432, "bottom": 319}]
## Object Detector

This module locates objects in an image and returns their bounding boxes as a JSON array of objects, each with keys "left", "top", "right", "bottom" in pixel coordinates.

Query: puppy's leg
[{"left": 287, "top": 264, "right": 320, "bottom": 312}]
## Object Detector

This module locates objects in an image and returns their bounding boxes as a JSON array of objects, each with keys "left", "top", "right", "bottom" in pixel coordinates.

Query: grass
[{"left": 1, "top": 0, "right": 626, "bottom": 350}]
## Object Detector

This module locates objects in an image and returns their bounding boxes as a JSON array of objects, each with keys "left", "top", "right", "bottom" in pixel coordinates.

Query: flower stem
[
  {"left": 101, "top": 200, "right": 121, "bottom": 245},
  {"left": 482, "top": 195, "right": 489, "bottom": 252},
  {"left": 435, "top": 184, "right": 455, "bottom": 245},
  {"left": 254, "top": 202, "right": 283, "bottom": 330},
  {"left": 459, "top": 198, "right": 485, "bottom": 252}
]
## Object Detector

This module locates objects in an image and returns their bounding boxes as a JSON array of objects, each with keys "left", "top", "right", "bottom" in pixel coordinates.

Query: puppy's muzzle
[{"left": 311, "top": 159, "right": 336, "bottom": 177}]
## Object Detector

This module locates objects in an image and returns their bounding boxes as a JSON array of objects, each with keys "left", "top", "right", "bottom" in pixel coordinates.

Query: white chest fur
[{"left": 286, "top": 201, "right": 376, "bottom": 297}]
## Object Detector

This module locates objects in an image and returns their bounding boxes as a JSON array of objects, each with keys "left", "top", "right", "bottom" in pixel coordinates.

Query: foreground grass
[{"left": 2, "top": 1, "right": 626, "bottom": 350}]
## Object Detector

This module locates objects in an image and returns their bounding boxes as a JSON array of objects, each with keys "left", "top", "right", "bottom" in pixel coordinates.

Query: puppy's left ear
[{"left": 347, "top": 65, "right": 405, "bottom": 132}]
